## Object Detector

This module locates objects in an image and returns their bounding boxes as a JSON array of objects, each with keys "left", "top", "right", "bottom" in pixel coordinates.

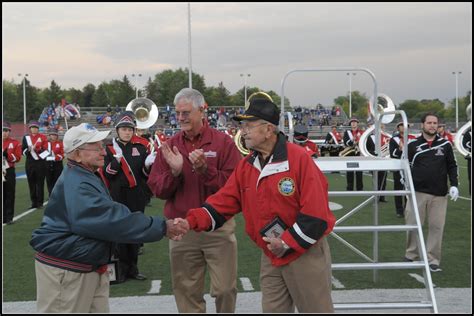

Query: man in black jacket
[{"left": 404, "top": 113, "right": 459, "bottom": 273}]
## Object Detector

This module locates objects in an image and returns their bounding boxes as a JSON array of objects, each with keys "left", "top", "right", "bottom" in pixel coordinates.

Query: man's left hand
[
  {"left": 262, "top": 236, "right": 289, "bottom": 258},
  {"left": 449, "top": 186, "right": 459, "bottom": 201},
  {"left": 189, "top": 149, "right": 207, "bottom": 174}
]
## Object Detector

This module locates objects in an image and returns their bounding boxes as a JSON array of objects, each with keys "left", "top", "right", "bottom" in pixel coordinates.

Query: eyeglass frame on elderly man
[{"left": 238, "top": 121, "right": 269, "bottom": 133}]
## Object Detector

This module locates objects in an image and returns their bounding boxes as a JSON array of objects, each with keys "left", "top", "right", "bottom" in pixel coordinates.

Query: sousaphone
[
  {"left": 359, "top": 93, "right": 396, "bottom": 157},
  {"left": 125, "top": 97, "right": 159, "bottom": 129},
  {"left": 454, "top": 103, "right": 471, "bottom": 157}
]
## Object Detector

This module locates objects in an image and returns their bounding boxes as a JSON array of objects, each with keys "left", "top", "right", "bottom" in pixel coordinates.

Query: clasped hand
[
  {"left": 262, "top": 236, "right": 287, "bottom": 258},
  {"left": 188, "top": 149, "right": 207, "bottom": 174},
  {"left": 165, "top": 218, "right": 190, "bottom": 241}
]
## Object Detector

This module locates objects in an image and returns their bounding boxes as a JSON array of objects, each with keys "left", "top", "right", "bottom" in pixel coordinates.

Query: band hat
[
  {"left": 232, "top": 98, "right": 280, "bottom": 125},
  {"left": 115, "top": 111, "right": 136, "bottom": 129},
  {"left": 3, "top": 121, "right": 11, "bottom": 130},
  {"left": 396, "top": 121, "right": 404, "bottom": 128},
  {"left": 63, "top": 123, "right": 110, "bottom": 153},
  {"left": 48, "top": 128, "right": 59, "bottom": 135},
  {"left": 28, "top": 120, "right": 40, "bottom": 128},
  {"left": 348, "top": 117, "right": 359, "bottom": 124}
]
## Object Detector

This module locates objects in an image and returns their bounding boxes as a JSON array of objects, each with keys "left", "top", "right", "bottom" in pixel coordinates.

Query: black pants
[
  {"left": 467, "top": 157, "right": 471, "bottom": 196},
  {"left": 373, "top": 170, "right": 387, "bottom": 200},
  {"left": 26, "top": 159, "right": 46, "bottom": 208},
  {"left": 45, "top": 161, "right": 63, "bottom": 196},
  {"left": 346, "top": 171, "right": 363, "bottom": 191},
  {"left": 110, "top": 184, "right": 147, "bottom": 280},
  {"left": 393, "top": 171, "right": 406, "bottom": 215},
  {"left": 3, "top": 168, "right": 16, "bottom": 223}
]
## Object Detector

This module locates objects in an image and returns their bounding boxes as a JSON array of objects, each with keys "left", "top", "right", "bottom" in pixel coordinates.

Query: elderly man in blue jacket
[{"left": 30, "top": 123, "right": 187, "bottom": 313}]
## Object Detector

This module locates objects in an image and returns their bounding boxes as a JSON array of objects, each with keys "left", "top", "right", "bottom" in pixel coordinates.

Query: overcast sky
[{"left": 2, "top": 2, "right": 472, "bottom": 108}]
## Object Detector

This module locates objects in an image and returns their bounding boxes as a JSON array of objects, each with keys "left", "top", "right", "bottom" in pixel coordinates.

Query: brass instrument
[
  {"left": 125, "top": 97, "right": 159, "bottom": 129},
  {"left": 358, "top": 93, "right": 397, "bottom": 157},
  {"left": 358, "top": 125, "right": 392, "bottom": 157},
  {"left": 234, "top": 91, "right": 274, "bottom": 155},
  {"left": 339, "top": 144, "right": 360, "bottom": 157},
  {"left": 454, "top": 103, "right": 471, "bottom": 158}
]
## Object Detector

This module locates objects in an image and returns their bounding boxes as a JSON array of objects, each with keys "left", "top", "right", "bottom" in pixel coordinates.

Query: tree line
[{"left": 3, "top": 68, "right": 471, "bottom": 124}]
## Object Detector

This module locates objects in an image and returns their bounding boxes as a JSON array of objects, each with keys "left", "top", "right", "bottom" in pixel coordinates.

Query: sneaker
[
  {"left": 429, "top": 264, "right": 442, "bottom": 272},
  {"left": 403, "top": 257, "right": 413, "bottom": 262},
  {"left": 396, "top": 213, "right": 404, "bottom": 218}
]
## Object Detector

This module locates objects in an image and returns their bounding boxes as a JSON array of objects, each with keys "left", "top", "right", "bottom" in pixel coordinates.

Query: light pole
[
  {"left": 132, "top": 73, "right": 142, "bottom": 99},
  {"left": 18, "top": 73, "right": 29, "bottom": 125},
  {"left": 347, "top": 72, "right": 356, "bottom": 118},
  {"left": 240, "top": 73, "right": 251, "bottom": 106},
  {"left": 452, "top": 71, "right": 462, "bottom": 130}
]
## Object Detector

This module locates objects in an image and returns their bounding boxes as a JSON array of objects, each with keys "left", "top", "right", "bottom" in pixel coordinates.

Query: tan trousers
[
  {"left": 169, "top": 218, "right": 237, "bottom": 313},
  {"left": 35, "top": 260, "right": 110, "bottom": 313},
  {"left": 259, "top": 237, "right": 334, "bottom": 313},
  {"left": 405, "top": 192, "right": 448, "bottom": 265}
]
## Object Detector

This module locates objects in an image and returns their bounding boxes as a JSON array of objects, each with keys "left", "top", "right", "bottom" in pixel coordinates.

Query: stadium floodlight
[
  {"left": 240, "top": 73, "right": 251, "bottom": 106},
  {"left": 18, "top": 73, "right": 29, "bottom": 125},
  {"left": 131, "top": 73, "right": 142, "bottom": 99},
  {"left": 347, "top": 72, "right": 356, "bottom": 118},
  {"left": 452, "top": 71, "right": 462, "bottom": 130}
]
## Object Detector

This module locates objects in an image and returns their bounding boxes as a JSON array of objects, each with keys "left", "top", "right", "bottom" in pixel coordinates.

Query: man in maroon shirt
[{"left": 147, "top": 88, "right": 242, "bottom": 313}]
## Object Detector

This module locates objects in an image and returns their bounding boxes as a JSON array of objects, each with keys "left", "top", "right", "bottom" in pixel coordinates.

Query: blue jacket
[{"left": 30, "top": 160, "right": 167, "bottom": 269}]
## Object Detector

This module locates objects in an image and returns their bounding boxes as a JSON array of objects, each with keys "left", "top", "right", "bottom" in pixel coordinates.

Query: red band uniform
[{"left": 3, "top": 122, "right": 22, "bottom": 224}]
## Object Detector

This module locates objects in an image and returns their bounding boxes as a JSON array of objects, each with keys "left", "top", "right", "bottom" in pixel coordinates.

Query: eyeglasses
[
  {"left": 175, "top": 111, "right": 192, "bottom": 119},
  {"left": 238, "top": 122, "right": 267, "bottom": 133}
]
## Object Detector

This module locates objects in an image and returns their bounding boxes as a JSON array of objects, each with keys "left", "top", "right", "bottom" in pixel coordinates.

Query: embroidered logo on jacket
[
  {"left": 132, "top": 147, "right": 140, "bottom": 156},
  {"left": 278, "top": 177, "right": 295, "bottom": 196},
  {"left": 434, "top": 147, "right": 445, "bottom": 156}
]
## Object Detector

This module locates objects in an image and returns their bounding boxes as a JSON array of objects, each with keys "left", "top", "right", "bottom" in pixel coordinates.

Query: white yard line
[
  {"left": 147, "top": 280, "right": 162, "bottom": 294},
  {"left": 239, "top": 277, "right": 254, "bottom": 291},
  {"left": 331, "top": 276, "right": 345, "bottom": 289},
  {"left": 408, "top": 273, "right": 436, "bottom": 288}
]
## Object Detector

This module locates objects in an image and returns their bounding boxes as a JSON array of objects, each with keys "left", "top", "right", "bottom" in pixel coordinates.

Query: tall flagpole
[{"left": 188, "top": 3, "right": 193, "bottom": 88}]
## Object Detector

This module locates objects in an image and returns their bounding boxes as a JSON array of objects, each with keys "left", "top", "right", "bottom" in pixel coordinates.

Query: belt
[{"left": 35, "top": 252, "right": 108, "bottom": 274}]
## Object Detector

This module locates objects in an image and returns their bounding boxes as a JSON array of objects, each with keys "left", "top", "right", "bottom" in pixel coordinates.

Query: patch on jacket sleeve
[{"left": 278, "top": 177, "right": 295, "bottom": 196}]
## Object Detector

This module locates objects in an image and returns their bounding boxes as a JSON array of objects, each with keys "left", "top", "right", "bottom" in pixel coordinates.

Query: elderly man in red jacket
[{"left": 177, "top": 97, "right": 336, "bottom": 313}]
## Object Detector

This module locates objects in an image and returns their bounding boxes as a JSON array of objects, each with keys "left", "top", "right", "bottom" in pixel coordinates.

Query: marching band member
[
  {"left": 437, "top": 123, "right": 454, "bottom": 144},
  {"left": 343, "top": 117, "right": 364, "bottom": 191},
  {"left": 365, "top": 119, "right": 390, "bottom": 202},
  {"left": 45, "top": 128, "right": 64, "bottom": 197},
  {"left": 389, "top": 122, "right": 417, "bottom": 217},
  {"left": 324, "top": 124, "right": 342, "bottom": 157},
  {"left": 3, "top": 121, "right": 22, "bottom": 224},
  {"left": 22, "top": 120, "right": 48, "bottom": 209},
  {"left": 103, "top": 111, "right": 154, "bottom": 282},
  {"left": 293, "top": 124, "right": 319, "bottom": 158},
  {"left": 461, "top": 128, "right": 471, "bottom": 194}
]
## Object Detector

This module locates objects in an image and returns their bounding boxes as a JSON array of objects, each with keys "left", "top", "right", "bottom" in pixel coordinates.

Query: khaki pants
[
  {"left": 169, "top": 218, "right": 237, "bottom": 313},
  {"left": 405, "top": 192, "right": 448, "bottom": 265},
  {"left": 35, "top": 260, "right": 110, "bottom": 313},
  {"left": 260, "top": 238, "right": 334, "bottom": 313}
]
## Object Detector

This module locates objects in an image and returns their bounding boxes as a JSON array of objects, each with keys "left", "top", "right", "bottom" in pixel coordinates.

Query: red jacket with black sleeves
[{"left": 186, "top": 133, "right": 335, "bottom": 266}]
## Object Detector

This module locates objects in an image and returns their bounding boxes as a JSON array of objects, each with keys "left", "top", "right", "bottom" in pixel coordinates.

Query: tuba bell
[
  {"left": 358, "top": 93, "right": 397, "bottom": 157},
  {"left": 234, "top": 91, "right": 274, "bottom": 155},
  {"left": 454, "top": 103, "right": 471, "bottom": 158},
  {"left": 125, "top": 97, "right": 159, "bottom": 129}
]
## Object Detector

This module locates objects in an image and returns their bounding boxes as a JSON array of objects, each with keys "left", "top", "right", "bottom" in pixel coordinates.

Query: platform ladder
[{"left": 280, "top": 68, "right": 438, "bottom": 313}]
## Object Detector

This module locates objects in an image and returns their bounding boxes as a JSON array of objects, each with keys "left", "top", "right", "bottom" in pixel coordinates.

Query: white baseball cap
[{"left": 63, "top": 123, "right": 110, "bottom": 153}]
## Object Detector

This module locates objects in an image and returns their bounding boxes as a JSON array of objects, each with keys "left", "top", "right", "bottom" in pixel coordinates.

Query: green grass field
[{"left": 2, "top": 154, "right": 471, "bottom": 302}]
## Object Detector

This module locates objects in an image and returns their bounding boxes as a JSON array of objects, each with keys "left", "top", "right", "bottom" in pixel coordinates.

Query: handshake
[{"left": 165, "top": 218, "right": 190, "bottom": 241}]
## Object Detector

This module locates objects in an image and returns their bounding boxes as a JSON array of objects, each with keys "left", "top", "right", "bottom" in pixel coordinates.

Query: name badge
[{"left": 204, "top": 151, "right": 217, "bottom": 158}]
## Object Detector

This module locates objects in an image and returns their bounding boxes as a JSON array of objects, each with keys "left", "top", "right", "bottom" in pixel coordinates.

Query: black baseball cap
[{"left": 233, "top": 98, "right": 280, "bottom": 125}]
